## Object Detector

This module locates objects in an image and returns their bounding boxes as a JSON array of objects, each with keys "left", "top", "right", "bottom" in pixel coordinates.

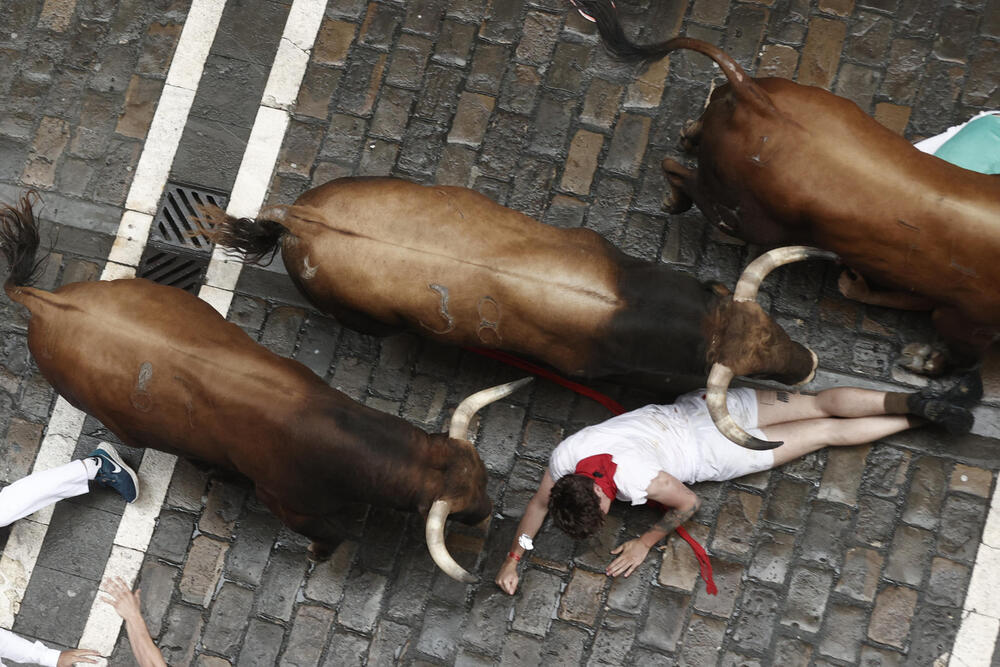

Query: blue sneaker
[{"left": 88, "top": 444, "right": 139, "bottom": 503}]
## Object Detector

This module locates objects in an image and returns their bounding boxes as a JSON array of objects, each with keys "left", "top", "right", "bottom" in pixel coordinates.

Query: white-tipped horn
[
  {"left": 449, "top": 377, "right": 534, "bottom": 440},
  {"left": 733, "top": 246, "right": 839, "bottom": 303},
  {"left": 425, "top": 499, "right": 477, "bottom": 583},
  {"left": 706, "top": 364, "right": 783, "bottom": 450}
]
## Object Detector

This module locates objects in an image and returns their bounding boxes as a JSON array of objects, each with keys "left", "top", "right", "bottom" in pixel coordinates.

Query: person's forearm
[
  {"left": 123, "top": 618, "right": 166, "bottom": 667},
  {"left": 507, "top": 499, "right": 548, "bottom": 560},
  {"left": 640, "top": 501, "right": 700, "bottom": 548}
]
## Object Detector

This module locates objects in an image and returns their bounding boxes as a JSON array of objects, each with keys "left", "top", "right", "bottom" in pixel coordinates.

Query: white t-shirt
[
  {"left": 549, "top": 403, "right": 695, "bottom": 506},
  {"left": 549, "top": 389, "right": 771, "bottom": 504}
]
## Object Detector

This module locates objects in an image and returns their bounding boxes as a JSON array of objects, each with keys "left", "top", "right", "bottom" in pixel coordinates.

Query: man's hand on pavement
[
  {"left": 496, "top": 558, "right": 520, "bottom": 595},
  {"left": 607, "top": 538, "right": 651, "bottom": 578}
]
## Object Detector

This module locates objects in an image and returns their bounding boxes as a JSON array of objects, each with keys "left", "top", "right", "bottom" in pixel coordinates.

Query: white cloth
[
  {"left": 0, "top": 628, "right": 60, "bottom": 667},
  {"left": 549, "top": 389, "right": 773, "bottom": 505},
  {"left": 0, "top": 459, "right": 93, "bottom": 528}
]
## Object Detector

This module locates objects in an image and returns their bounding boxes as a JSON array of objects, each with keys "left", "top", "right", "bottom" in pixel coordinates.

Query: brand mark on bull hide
[
  {"left": 131, "top": 361, "right": 153, "bottom": 413},
  {"left": 420, "top": 283, "right": 456, "bottom": 334}
]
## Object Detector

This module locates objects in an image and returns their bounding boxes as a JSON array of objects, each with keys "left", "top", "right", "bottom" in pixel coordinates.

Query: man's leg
[
  {"left": 762, "top": 414, "right": 917, "bottom": 467},
  {"left": 0, "top": 459, "right": 94, "bottom": 527},
  {"left": 755, "top": 374, "right": 979, "bottom": 435},
  {"left": 755, "top": 387, "right": 893, "bottom": 427}
]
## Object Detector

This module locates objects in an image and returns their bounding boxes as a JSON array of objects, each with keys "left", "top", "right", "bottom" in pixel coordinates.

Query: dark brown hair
[{"left": 548, "top": 474, "right": 604, "bottom": 540}]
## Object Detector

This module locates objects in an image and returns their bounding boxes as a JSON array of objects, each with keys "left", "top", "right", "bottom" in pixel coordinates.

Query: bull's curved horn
[
  {"left": 449, "top": 377, "right": 534, "bottom": 440},
  {"left": 733, "top": 246, "right": 839, "bottom": 303},
  {"left": 425, "top": 499, "right": 477, "bottom": 583},
  {"left": 705, "top": 364, "right": 783, "bottom": 450}
]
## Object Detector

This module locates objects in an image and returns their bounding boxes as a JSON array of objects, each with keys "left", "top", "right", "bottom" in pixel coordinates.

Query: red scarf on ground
[{"left": 468, "top": 347, "right": 717, "bottom": 595}]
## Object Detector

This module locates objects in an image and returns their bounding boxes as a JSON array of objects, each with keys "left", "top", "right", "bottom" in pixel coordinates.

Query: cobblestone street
[{"left": 0, "top": 0, "right": 999, "bottom": 665}]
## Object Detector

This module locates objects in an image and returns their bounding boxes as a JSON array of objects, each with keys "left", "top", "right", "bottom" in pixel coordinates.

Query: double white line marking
[{"left": 0, "top": 0, "right": 327, "bottom": 660}]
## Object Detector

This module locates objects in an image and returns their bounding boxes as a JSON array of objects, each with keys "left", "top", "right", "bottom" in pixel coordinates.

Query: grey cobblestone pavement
[{"left": 1, "top": 0, "right": 999, "bottom": 665}]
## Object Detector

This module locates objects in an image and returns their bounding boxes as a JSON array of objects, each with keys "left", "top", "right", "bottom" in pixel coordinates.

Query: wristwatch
[{"left": 517, "top": 533, "right": 534, "bottom": 551}]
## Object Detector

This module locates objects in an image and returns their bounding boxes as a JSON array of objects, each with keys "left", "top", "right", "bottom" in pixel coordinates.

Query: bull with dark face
[
  {"left": 202, "top": 176, "right": 834, "bottom": 448},
  {"left": 577, "top": 0, "right": 1000, "bottom": 375},
  {"left": 0, "top": 193, "right": 531, "bottom": 582}
]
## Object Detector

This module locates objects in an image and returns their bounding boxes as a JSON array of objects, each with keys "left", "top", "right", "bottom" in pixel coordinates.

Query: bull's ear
[{"left": 710, "top": 282, "right": 731, "bottom": 297}]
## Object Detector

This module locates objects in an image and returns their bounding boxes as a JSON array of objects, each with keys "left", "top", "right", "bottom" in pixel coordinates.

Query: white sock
[{"left": 82, "top": 456, "right": 101, "bottom": 480}]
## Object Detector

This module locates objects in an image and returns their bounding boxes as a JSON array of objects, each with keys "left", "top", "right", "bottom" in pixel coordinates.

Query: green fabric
[{"left": 934, "top": 114, "right": 1000, "bottom": 174}]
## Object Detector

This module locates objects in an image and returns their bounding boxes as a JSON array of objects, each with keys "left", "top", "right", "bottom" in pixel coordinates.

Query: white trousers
[{"left": 0, "top": 460, "right": 91, "bottom": 528}]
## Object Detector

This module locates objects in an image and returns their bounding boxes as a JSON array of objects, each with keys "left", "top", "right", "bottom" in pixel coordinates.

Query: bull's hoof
[
  {"left": 665, "top": 193, "right": 694, "bottom": 214},
  {"left": 679, "top": 119, "right": 703, "bottom": 153},
  {"left": 898, "top": 342, "right": 949, "bottom": 376},
  {"left": 307, "top": 542, "right": 334, "bottom": 562}
]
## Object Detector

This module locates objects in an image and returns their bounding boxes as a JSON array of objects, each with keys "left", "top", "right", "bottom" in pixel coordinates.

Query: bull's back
[
  {"left": 704, "top": 79, "right": 1000, "bottom": 324},
  {"left": 22, "top": 279, "right": 323, "bottom": 468},
  {"left": 279, "top": 177, "right": 628, "bottom": 375}
]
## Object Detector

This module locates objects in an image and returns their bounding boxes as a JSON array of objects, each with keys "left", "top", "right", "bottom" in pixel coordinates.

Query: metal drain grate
[
  {"left": 137, "top": 247, "right": 210, "bottom": 294},
  {"left": 151, "top": 182, "right": 229, "bottom": 251}
]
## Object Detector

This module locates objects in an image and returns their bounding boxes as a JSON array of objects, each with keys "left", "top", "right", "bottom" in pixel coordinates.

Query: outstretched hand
[
  {"left": 57, "top": 649, "right": 100, "bottom": 666},
  {"left": 101, "top": 576, "right": 143, "bottom": 622},
  {"left": 607, "top": 538, "right": 651, "bottom": 578}
]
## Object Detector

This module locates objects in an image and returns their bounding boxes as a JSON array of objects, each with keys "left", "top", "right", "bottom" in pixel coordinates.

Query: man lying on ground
[{"left": 496, "top": 375, "right": 980, "bottom": 594}]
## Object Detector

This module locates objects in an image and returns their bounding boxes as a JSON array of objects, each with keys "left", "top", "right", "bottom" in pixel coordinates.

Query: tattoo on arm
[
  {"left": 650, "top": 498, "right": 701, "bottom": 535},
  {"left": 776, "top": 391, "right": 790, "bottom": 403}
]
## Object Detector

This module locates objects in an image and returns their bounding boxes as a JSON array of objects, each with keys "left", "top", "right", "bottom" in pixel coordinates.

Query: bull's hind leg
[{"left": 661, "top": 158, "right": 695, "bottom": 213}]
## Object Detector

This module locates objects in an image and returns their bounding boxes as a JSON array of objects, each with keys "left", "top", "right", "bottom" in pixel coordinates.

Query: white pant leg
[{"left": 0, "top": 460, "right": 91, "bottom": 527}]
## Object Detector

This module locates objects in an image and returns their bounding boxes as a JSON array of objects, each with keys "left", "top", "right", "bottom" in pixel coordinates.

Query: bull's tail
[
  {"left": 577, "top": 0, "right": 775, "bottom": 114},
  {"left": 0, "top": 192, "right": 46, "bottom": 301},
  {"left": 198, "top": 204, "right": 290, "bottom": 266}
]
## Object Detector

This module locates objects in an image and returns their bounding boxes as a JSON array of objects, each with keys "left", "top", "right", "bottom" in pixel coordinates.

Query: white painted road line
[
  {"left": 0, "top": 0, "right": 225, "bottom": 639},
  {"left": 950, "top": 488, "right": 1000, "bottom": 666},
  {"left": 199, "top": 0, "right": 325, "bottom": 314},
  {"left": 951, "top": 609, "right": 998, "bottom": 667},
  {"left": 78, "top": 449, "right": 177, "bottom": 657},
  {"left": 122, "top": 86, "right": 197, "bottom": 217},
  {"left": 126, "top": 0, "right": 226, "bottom": 216},
  {"left": 82, "top": 0, "right": 325, "bottom": 657}
]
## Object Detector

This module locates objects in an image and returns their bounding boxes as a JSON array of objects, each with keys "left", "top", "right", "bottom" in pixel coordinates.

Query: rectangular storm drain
[
  {"left": 151, "top": 182, "right": 229, "bottom": 252},
  {"left": 137, "top": 247, "right": 210, "bottom": 294}
]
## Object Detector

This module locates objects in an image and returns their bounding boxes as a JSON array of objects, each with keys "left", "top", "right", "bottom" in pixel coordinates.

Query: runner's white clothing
[
  {"left": 0, "top": 459, "right": 94, "bottom": 528},
  {"left": 0, "top": 628, "right": 60, "bottom": 667},
  {"left": 549, "top": 389, "right": 773, "bottom": 505}
]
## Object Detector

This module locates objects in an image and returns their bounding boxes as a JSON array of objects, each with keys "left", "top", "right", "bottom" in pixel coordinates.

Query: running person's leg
[{"left": 0, "top": 459, "right": 93, "bottom": 527}]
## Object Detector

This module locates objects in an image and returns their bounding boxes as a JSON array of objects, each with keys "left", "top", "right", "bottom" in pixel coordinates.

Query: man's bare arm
[
  {"left": 645, "top": 496, "right": 702, "bottom": 545},
  {"left": 496, "top": 469, "right": 555, "bottom": 595},
  {"left": 607, "top": 472, "right": 701, "bottom": 577}
]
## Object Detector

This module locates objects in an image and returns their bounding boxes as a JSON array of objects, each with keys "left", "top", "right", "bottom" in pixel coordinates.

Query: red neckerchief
[
  {"left": 574, "top": 454, "right": 618, "bottom": 500},
  {"left": 466, "top": 346, "right": 717, "bottom": 595}
]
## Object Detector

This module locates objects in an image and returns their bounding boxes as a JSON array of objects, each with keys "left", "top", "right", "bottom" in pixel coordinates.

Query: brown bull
[
  {"left": 202, "top": 177, "right": 834, "bottom": 448},
  {"left": 581, "top": 0, "right": 1000, "bottom": 372},
  {"left": 0, "top": 193, "right": 532, "bottom": 583}
]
